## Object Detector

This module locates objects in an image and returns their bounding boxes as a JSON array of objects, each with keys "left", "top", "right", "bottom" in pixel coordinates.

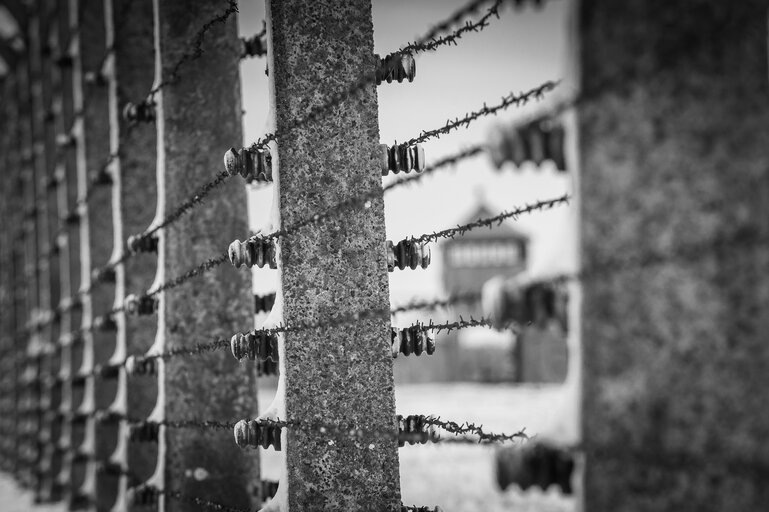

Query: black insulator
[
  {"left": 71, "top": 374, "right": 87, "bottom": 389},
  {"left": 69, "top": 491, "right": 94, "bottom": 510},
  {"left": 241, "top": 34, "right": 267, "bottom": 58},
  {"left": 125, "top": 355, "right": 157, "bottom": 376},
  {"left": 256, "top": 359, "right": 279, "bottom": 377},
  {"left": 62, "top": 210, "right": 80, "bottom": 226},
  {"left": 129, "top": 422, "right": 160, "bottom": 443},
  {"left": 401, "top": 506, "right": 444, "bottom": 512},
  {"left": 124, "top": 294, "right": 158, "bottom": 316},
  {"left": 127, "top": 234, "right": 158, "bottom": 254},
  {"left": 224, "top": 147, "right": 272, "bottom": 183},
  {"left": 260, "top": 479, "right": 279, "bottom": 503},
  {"left": 93, "top": 410, "right": 123, "bottom": 425},
  {"left": 375, "top": 53, "right": 416, "bottom": 85},
  {"left": 233, "top": 419, "right": 282, "bottom": 450},
  {"left": 489, "top": 117, "right": 567, "bottom": 171},
  {"left": 56, "top": 132, "right": 76, "bottom": 149},
  {"left": 92, "top": 314, "right": 117, "bottom": 332},
  {"left": 83, "top": 70, "right": 108, "bottom": 87},
  {"left": 379, "top": 142, "right": 425, "bottom": 176},
  {"left": 91, "top": 265, "right": 116, "bottom": 284},
  {"left": 391, "top": 326, "right": 435, "bottom": 358},
  {"left": 88, "top": 167, "right": 113, "bottom": 186},
  {"left": 254, "top": 292, "right": 276, "bottom": 315},
  {"left": 495, "top": 442, "right": 575, "bottom": 495},
  {"left": 228, "top": 238, "right": 277, "bottom": 269},
  {"left": 97, "top": 461, "right": 125, "bottom": 478},
  {"left": 386, "top": 239, "right": 431, "bottom": 272},
  {"left": 95, "top": 364, "right": 120, "bottom": 380},
  {"left": 54, "top": 54, "right": 74, "bottom": 68},
  {"left": 127, "top": 485, "right": 160, "bottom": 506},
  {"left": 45, "top": 175, "right": 60, "bottom": 190},
  {"left": 397, "top": 414, "right": 437, "bottom": 447},
  {"left": 122, "top": 99, "right": 156, "bottom": 123},
  {"left": 230, "top": 331, "right": 279, "bottom": 362}
]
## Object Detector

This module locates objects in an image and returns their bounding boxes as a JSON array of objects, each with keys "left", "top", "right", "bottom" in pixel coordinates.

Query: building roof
[{"left": 444, "top": 202, "right": 529, "bottom": 243}]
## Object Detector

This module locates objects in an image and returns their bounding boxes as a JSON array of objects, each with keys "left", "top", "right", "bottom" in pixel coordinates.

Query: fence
[{"left": 1, "top": 0, "right": 768, "bottom": 511}]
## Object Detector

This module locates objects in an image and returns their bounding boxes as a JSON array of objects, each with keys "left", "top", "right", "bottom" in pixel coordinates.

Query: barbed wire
[
  {"left": 127, "top": 412, "right": 526, "bottom": 446},
  {"left": 414, "top": 0, "right": 497, "bottom": 45},
  {"left": 94, "top": 169, "right": 233, "bottom": 275},
  {"left": 411, "top": 195, "right": 569, "bottom": 244},
  {"left": 144, "top": 250, "right": 229, "bottom": 298},
  {"left": 390, "top": 291, "right": 481, "bottom": 315},
  {"left": 97, "top": 0, "right": 517, "bottom": 298},
  {"left": 147, "top": 0, "right": 239, "bottom": 98},
  {"left": 403, "top": 80, "right": 558, "bottom": 147},
  {"left": 383, "top": 145, "right": 484, "bottom": 192},
  {"left": 248, "top": 0, "right": 506, "bottom": 152},
  {"left": 400, "top": 0, "right": 503, "bottom": 56}
]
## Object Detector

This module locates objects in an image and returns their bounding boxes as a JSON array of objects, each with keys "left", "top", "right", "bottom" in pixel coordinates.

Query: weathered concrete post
[
  {"left": 13, "top": 2, "right": 43, "bottom": 490},
  {"left": 578, "top": 1, "right": 769, "bottom": 510},
  {"left": 268, "top": 0, "right": 402, "bottom": 509},
  {"left": 52, "top": 0, "right": 86, "bottom": 505},
  {"left": 151, "top": 0, "right": 258, "bottom": 509},
  {"left": 101, "top": 0, "right": 159, "bottom": 510},
  {"left": 67, "top": 0, "right": 112, "bottom": 508},
  {"left": 30, "top": 0, "right": 60, "bottom": 501}
]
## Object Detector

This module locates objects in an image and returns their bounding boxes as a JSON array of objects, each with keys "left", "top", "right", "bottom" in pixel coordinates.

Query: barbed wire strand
[
  {"left": 248, "top": 0, "right": 506, "bottom": 152},
  {"left": 148, "top": 0, "right": 239, "bottom": 98},
  {"left": 93, "top": 0, "right": 515, "bottom": 296},
  {"left": 390, "top": 291, "right": 481, "bottom": 315},
  {"left": 412, "top": 195, "right": 569, "bottom": 244},
  {"left": 403, "top": 80, "right": 559, "bottom": 147},
  {"left": 415, "top": 0, "right": 496, "bottom": 45},
  {"left": 126, "top": 413, "right": 527, "bottom": 446}
]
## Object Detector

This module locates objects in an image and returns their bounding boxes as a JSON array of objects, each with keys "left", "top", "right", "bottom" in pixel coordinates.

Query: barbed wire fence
[
  {"left": 2, "top": 0, "right": 582, "bottom": 510},
  {"left": 2, "top": 0, "right": 762, "bottom": 511}
]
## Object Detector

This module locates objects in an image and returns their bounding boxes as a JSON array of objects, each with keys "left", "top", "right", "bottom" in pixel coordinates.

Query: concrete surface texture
[{"left": 579, "top": 1, "right": 769, "bottom": 510}]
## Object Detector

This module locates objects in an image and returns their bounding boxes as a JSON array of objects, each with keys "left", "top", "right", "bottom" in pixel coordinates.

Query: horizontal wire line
[
  {"left": 127, "top": 413, "right": 526, "bottom": 445},
  {"left": 411, "top": 195, "right": 570, "bottom": 244},
  {"left": 403, "top": 80, "right": 558, "bottom": 147},
  {"left": 390, "top": 291, "right": 481, "bottom": 315},
  {"left": 115, "top": 0, "right": 510, "bottom": 299},
  {"left": 248, "top": 0, "right": 505, "bottom": 152},
  {"left": 148, "top": 0, "right": 239, "bottom": 97}
]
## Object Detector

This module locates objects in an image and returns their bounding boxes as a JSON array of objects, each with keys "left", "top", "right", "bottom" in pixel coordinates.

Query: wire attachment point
[
  {"left": 387, "top": 239, "right": 431, "bottom": 272},
  {"left": 224, "top": 147, "right": 272, "bottom": 183},
  {"left": 375, "top": 52, "right": 416, "bottom": 85},
  {"left": 380, "top": 143, "right": 426, "bottom": 176}
]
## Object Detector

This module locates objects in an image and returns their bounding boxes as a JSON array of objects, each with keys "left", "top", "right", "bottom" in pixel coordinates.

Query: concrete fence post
[
  {"left": 150, "top": 0, "right": 259, "bottom": 510},
  {"left": 100, "top": 0, "right": 159, "bottom": 510},
  {"left": 267, "top": 0, "right": 402, "bottom": 509}
]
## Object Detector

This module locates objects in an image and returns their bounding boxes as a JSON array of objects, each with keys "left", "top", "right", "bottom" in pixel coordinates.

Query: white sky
[{"left": 244, "top": 0, "right": 576, "bottom": 304}]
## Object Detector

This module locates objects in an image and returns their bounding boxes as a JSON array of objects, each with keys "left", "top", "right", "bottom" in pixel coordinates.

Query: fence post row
[
  {"left": 152, "top": 0, "right": 259, "bottom": 510},
  {"left": 268, "top": 0, "right": 402, "bottom": 510}
]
